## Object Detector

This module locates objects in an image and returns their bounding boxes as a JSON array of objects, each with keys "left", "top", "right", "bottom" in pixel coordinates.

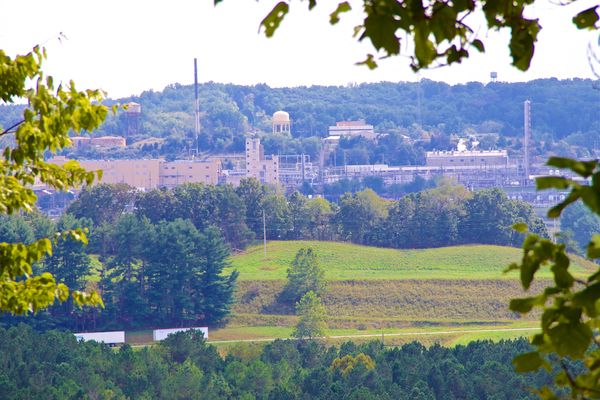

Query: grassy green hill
[
  {"left": 227, "top": 240, "right": 596, "bottom": 281},
  {"left": 208, "top": 240, "right": 597, "bottom": 346}
]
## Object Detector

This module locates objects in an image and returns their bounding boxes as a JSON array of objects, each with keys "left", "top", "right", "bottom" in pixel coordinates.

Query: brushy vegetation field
[
  {"left": 227, "top": 241, "right": 596, "bottom": 281},
  {"left": 212, "top": 241, "right": 596, "bottom": 345}
]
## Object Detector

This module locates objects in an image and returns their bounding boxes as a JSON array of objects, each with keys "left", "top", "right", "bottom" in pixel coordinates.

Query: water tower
[
  {"left": 125, "top": 101, "right": 141, "bottom": 137},
  {"left": 272, "top": 111, "right": 291, "bottom": 135},
  {"left": 490, "top": 71, "right": 498, "bottom": 82}
]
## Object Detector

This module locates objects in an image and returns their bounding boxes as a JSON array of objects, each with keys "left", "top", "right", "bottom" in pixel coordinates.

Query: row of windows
[
  {"left": 447, "top": 158, "right": 491, "bottom": 163},
  {"left": 163, "top": 175, "right": 213, "bottom": 179}
]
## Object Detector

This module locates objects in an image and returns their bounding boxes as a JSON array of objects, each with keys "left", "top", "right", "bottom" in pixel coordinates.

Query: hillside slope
[{"left": 228, "top": 240, "right": 596, "bottom": 281}]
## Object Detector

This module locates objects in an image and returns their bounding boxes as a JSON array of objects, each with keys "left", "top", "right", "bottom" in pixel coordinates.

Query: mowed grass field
[
  {"left": 227, "top": 240, "right": 597, "bottom": 281},
  {"left": 207, "top": 240, "right": 597, "bottom": 346}
]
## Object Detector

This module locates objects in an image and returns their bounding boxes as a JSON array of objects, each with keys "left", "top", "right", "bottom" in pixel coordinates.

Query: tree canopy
[
  {"left": 0, "top": 47, "right": 106, "bottom": 315},
  {"left": 246, "top": 0, "right": 599, "bottom": 72}
]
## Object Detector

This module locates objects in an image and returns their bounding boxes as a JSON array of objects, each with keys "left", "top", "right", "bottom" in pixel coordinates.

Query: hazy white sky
[{"left": 1, "top": 0, "right": 598, "bottom": 98}]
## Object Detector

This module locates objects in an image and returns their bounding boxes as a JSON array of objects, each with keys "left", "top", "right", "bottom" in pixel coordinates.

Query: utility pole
[{"left": 263, "top": 209, "right": 267, "bottom": 259}]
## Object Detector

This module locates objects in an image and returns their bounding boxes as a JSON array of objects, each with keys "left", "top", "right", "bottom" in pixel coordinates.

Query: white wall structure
[
  {"left": 74, "top": 331, "right": 125, "bottom": 344},
  {"left": 152, "top": 327, "right": 209, "bottom": 341},
  {"left": 328, "top": 120, "right": 376, "bottom": 140}
]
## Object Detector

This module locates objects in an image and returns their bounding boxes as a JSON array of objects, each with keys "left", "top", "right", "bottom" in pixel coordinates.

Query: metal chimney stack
[
  {"left": 523, "top": 100, "right": 532, "bottom": 180},
  {"left": 194, "top": 58, "right": 200, "bottom": 156}
]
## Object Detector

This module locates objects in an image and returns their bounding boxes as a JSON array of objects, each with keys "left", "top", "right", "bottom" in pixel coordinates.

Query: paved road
[{"left": 208, "top": 326, "right": 540, "bottom": 344}]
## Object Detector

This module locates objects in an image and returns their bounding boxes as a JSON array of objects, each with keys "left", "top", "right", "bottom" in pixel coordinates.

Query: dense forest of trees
[
  {"left": 0, "top": 210, "right": 237, "bottom": 332},
  {"left": 1, "top": 325, "right": 564, "bottom": 400},
  {"left": 0, "top": 179, "right": 547, "bottom": 331},
  {"left": 1, "top": 79, "right": 597, "bottom": 163},
  {"left": 69, "top": 179, "right": 547, "bottom": 250}
]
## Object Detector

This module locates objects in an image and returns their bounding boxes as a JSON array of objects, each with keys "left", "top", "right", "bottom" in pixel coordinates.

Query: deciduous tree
[
  {"left": 0, "top": 47, "right": 106, "bottom": 314},
  {"left": 282, "top": 248, "right": 326, "bottom": 304},
  {"left": 242, "top": 0, "right": 599, "bottom": 72},
  {"left": 293, "top": 291, "right": 327, "bottom": 340}
]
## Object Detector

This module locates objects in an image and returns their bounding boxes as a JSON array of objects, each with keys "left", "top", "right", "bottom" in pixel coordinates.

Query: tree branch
[
  {"left": 561, "top": 360, "right": 600, "bottom": 399},
  {"left": 0, "top": 119, "right": 25, "bottom": 137}
]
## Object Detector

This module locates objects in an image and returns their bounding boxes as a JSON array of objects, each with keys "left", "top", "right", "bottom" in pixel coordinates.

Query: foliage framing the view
[
  {"left": 222, "top": 0, "right": 600, "bottom": 71},
  {"left": 221, "top": 1, "right": 600, "bottom": 396},
  {"left": 0, "top": 47, "right": 106, "bottom": 314},
  {"left": 509, "top": 157, "right": 600, "bottom": 399}
]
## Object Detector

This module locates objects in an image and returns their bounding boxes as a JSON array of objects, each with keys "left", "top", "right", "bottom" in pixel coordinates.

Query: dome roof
[{"left": 272, "top": 110, "right": 290, "bottom": 122}]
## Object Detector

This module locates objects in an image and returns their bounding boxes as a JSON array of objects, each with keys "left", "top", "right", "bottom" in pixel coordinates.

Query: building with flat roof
[
  {"left": 159, "top": 159, "right": 221, "bottom": 188},
  {"left": 70, "top": 136, "right": 127, "bottom": 149},
  {"left": 328, "top": 120, "right": 376, "bottom": 140},
  {"left": 245, "top": 138, "right": 279, "bottom": 185},
  {"left": 48, "top": 157, "right": 220, "bottom": 190},
  {"left": 425, "top": 150, "right": 509, "bottom": 168}
]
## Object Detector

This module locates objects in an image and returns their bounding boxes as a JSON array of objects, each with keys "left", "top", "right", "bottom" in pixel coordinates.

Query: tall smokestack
[
  {"left": 523, "top": 100, "right": 532, "bottom": 180},
  {"left": 194, "top": 58, "right": 200, "bottom": 156}
]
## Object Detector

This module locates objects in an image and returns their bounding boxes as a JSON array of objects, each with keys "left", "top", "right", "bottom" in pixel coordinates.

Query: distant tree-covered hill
[{"left": 1, "top": 79, "right": 598, "bottom": 161}]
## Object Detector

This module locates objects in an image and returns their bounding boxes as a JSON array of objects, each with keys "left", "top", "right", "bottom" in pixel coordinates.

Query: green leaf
[
  {"left": 587, "top": 234, "right": 600, "bottom": 259},
  {"left": 472, "top": 39, "right": 485, "bottom": 52},
  {"left": 360, "top": 12, "right": 400, "bottom": 55},
  {"left": 536, "top": 176, "right": 571, "bottom": 190},
  {"left": 547, "top": 157, "right": 597, "bottom": 178},
  {"left": 260, "top": 2, "right": 290, "bottom": 38},
  {"left": 534, "top": 386, "right": 561, "bottom": 400},
  {"left": 513, "top": 351, "right": 544, "bottom": 372},
  {"left": 330, "top": 2, "right": 351, "bottom": 25},
  {"left": 573, "top": 283, "right": 600, "bottom": 317},
  {"left": 509, "top": 18, "right": 540, "bottom": 71},
  {"left": 547, "top": 191, "right": 581, "bottom": 218},
  {"left": 510, "top": 296, "right": 543, "bottom": 313},
  {"left": 513, "top": 222, "right": 528, "bottom": 233},
  {"left": 356, "top": 54, "right": 377, "bottom": 70},
  {"left": 413, "top": 26, "right": 437, "bottom": 67},
  {"left": 521, "top": 257, "right": 541, "bottom": 290},
  {"left": 573, "top": 6, "right": 599, "bottom": 29},
  {"left": 548, "top": 322, "right": 592, "bottom": 358},
  {"left": 551, "top": 252, "right": 574, "bottom": 289}
]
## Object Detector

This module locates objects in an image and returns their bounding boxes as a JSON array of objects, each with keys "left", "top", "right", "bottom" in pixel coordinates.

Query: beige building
[
  {"left": 70, "top": 136, "right": 127, "bottom": 149},
  {"left": 159, "top": 159, "right": 221, "bottom": 188},
  {"left": 48, "top": 156, "right": 221, "bottom": 190},
  {"left": 91, "top": 136, "right": 127, "bottom": 148},
  {"left": 328, "top": 120, "right": 376, "bottom": 140},
  {"left": 245, "top": 138, "right": 279, "bottom": 185}
]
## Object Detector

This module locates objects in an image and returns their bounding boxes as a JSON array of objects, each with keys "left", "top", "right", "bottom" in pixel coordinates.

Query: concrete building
[
  {"left": 425, "top": 150, "right": 509, "bottom": 168},
  {"left": 272, "top": 110, "right": 291, "bottom": 135},
  {"left": 159, "top": 159, "right": 221, "bottom": 188},
  {"left": 53, "top": 158, "right": 161, "bottom": 189},
  {"left": 70, "top": 136, "right": 91, "bottom": 149},
  {"left": 328, "top": 120, "right": 376, "bottom": 140},
  {"left": 91, "top": 136, "right": 127, "bottom": 148},
  {"left": 245, "top": 138, "right": 279, "bottom": 185},
  {"left": 48, "top": 156, "right": 221, "bottom": 190},
  {"left": 70, "top": 136, "right": 127, "bottom": 149}
]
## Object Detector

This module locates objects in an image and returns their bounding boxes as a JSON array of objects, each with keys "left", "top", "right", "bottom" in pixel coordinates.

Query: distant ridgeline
[{"left": 0, "top": 79, "right": 597, "bottom": 162}]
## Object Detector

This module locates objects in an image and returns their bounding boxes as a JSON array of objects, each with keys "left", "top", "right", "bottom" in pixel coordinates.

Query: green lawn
[
  {"left": 207, "top": 322, "right": 539, "bottom": 345},
  {"left": 228, "top": 240, "right": 596, "bottom": 281}
]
